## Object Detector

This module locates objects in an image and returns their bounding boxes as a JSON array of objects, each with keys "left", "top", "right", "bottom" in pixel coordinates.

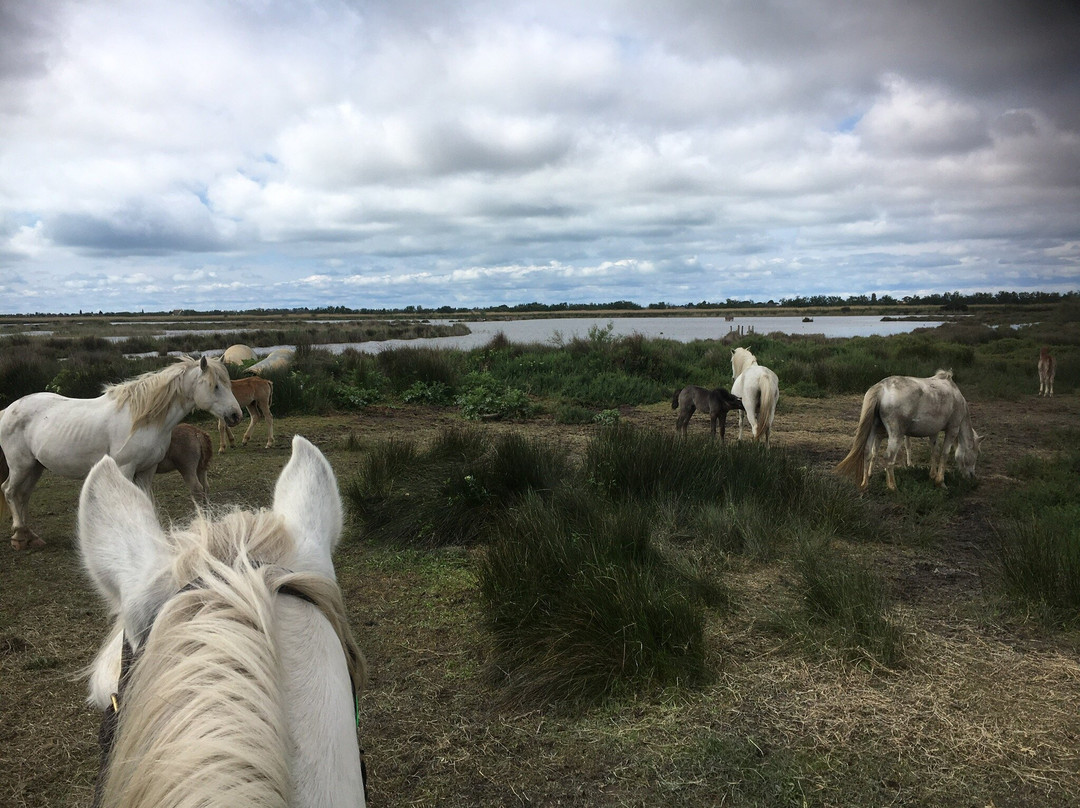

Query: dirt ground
[{"left": 2, "top": 391, "right": 1079, "bottom": 807}]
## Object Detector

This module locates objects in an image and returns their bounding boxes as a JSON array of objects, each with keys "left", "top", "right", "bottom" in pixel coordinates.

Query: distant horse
[
  {"left": 836, "top": 369, "right": 982, "bottom": 491},
  {"left": 0, "top": 356, "right": 241, "bottom": 550},
  {"left": 1038, "top": 347, "right": 1056, "bottom": 397},
  {"left": 671, "top": 385, "right": 744, "bottom": 439},
  {"left": 80, "top": 436, "right": 367, "bottom": 807},
  {"left": 219, "top": 377, "right": 275, "bottom": 452},
  {"left": 156, "top": 423, "right": 213, "bottom": 502},
  {"left": 730, "top": 347, "right": 780, "bottom": 445}
]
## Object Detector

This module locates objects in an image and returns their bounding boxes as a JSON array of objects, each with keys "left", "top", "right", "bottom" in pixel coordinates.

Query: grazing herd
[{"left": 671, "top": 344, "right": 1053, "bottom": 493}]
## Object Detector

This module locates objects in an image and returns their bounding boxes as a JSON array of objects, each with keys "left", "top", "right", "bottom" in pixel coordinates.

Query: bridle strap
[{"left": 92, "top": 635, "right": 135, "bottom": 808}]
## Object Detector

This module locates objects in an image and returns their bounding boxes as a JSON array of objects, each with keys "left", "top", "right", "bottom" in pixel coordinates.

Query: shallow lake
[{"left": 243, "top": 314, "right": 946, "bottom": 357}]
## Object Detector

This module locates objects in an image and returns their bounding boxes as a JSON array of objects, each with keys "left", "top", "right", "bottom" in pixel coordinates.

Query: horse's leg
[
  {"left": 932, "top": 429, "right": 956, "bottom": 488},
  {"left": 263, "top": 403, "right": 274, "bottom": 448},
  {"left": 179, "top": 464, "right": 205, "bottom": 502},
  {"left": 884, "top": 433, "right": 904, "bottom": 492},
  {"left": 242, "top": 405, "right": 258, "bottom": 446},
  {"left": 6, "top": 461, "right": 45, "bottom": 550},
  {"left": 218, "top": 418, "right": 228, "bottom": 453},
  {"left": 709, "top": 413, "right": 718, "bottom": 437}
]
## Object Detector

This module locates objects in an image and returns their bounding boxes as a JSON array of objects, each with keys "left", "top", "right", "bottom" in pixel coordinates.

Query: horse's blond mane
[
  {"left": 105, "top": 356, "right": 226, "bottom": 431},
  {"left": 100, "top": 508, "right": 363, "bottom": 808},
  {"left": 933, "top": 368, "right": 954, "bottom": 380}
]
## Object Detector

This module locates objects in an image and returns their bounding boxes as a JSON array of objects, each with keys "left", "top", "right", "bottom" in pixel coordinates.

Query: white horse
[
  {"left": 730, "top": 347, "right": 780, "bottom": 445},
  {"left": 0, "top": 356, "right": 242, "bottom": 550},
  {"left": 80, "top": 435, "right": 367, "bottom": 808},
  {"left": 836, "top": 369, "right": 982, "bottom": 491}
]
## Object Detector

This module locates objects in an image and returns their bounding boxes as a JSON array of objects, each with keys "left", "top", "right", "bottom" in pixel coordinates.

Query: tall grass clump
[
  {"left": 376, "top": 346, "right": 464, "bottom": 393},
  {"left": 785, "top": 542, "right": 907, "bottom": 669},
  {"left": 344, "top": 426, "right": 570, "bottom": 546},
  {"left": 478, "top": 490, "right": 708, "bottom": 705},
  {"left": 584, "top": 425, "right": 872, "bottom": 545},
  {"left": 995, "top": 442, "right": 1080, "bottom": 625},
  {"left": 0, "top": 346, "right": 60, "bottom": 407},
  {"left": 996, "top": 513, "right": 1080, "bottom": 624}
]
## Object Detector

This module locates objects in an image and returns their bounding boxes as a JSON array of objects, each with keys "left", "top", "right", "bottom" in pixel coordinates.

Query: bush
[
  {"left": 402, "top": 380, "right": 453, "bottom": 405},
  {"left": 456, "top": 373, "right": 537, "bottom": 420},
  {"left": 593, "top": 409, "right": 620, "bottom": 426}
]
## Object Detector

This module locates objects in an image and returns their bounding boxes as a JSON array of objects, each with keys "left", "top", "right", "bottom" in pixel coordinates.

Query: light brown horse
[
  {"left": 1039, "top": 347, "right": 1056, "bottom": 397},
  {"left": 218, "top": 377, "right": 274, "bottom": 452},
  {"left": 155, "top": 423, "right": 213, "bottom": 502},
  {"left": 671, "top": 385, "right": 744, "bottom": 439}
]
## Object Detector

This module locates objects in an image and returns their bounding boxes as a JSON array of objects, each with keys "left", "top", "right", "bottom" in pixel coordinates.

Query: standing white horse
[
  {"left": 0, "top": 356, "right": 242, "bottom": 550},
  {"left": 80, "top": 435, "right": 367, "bottom": 808},
  {"left": 836, "top": 369, "right": 982, "bottom": 491},
  {"left": 730, "top": 347, "right": 779, "bottom": 445}
]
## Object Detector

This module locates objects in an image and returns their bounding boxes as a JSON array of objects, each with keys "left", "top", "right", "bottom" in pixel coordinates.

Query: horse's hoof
[{"left": 11, "top": 529, "right": 44, "bottom": 550}]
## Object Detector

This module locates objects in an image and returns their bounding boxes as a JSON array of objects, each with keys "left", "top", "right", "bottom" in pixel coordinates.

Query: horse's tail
[
  {"left": 755, "top": 375, "right": 777, "bottom": 442},
  {"left": 671, "top": 389, "right": 680, "bottom": 409},
  {"left": 835, "top": 386, "right": 880, "bottom": 484}
]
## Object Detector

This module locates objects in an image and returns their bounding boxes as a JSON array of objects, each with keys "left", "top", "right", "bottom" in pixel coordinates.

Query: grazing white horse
[
  {"left": 0, "top": 356, "right": 242, "bottom": 550},
  {"left": 836, "top": 369, "right": 982, "bottom": 491},
  {"left": 1038, "top": 347, "right": 1055, "bottom": 397},
  {"left": 80, "top": 436, "right": 367, "bottom": 808},
  {"left": 730, "top": 347, "right": 779, "bottom": 445}
]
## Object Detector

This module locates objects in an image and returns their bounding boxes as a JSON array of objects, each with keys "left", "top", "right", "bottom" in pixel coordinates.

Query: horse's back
[
  {"left": 0, "top": 392, "right": 124, "bottom": 476},
  {"left": 876, "top": 373, "right": 966, "bottom": 437}
]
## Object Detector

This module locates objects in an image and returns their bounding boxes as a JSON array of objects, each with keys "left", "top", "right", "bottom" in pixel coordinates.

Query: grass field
[{"left": 2, "top": 385, "right": 1079, "bottom": 806}]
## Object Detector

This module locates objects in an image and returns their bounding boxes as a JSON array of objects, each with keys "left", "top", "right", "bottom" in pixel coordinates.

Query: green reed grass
[
  {"left": 478, "top": 490, "right": 709, "bottom": 705},
  {"left": 786, "top": 541, "right": 908, "bottom": 669}
]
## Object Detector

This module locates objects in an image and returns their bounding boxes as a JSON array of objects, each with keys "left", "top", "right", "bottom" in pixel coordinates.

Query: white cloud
[{"left": 0, "top": 0, "right": 1077, "bottom": 313}]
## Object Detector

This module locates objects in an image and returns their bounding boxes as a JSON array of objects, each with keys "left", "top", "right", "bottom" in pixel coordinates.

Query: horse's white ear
[
  {"left": 78, "top": 456, "right": 170, "bottom": 627},
  {"left": 273, "top": 435, "right": 342, "bottom": 578}
]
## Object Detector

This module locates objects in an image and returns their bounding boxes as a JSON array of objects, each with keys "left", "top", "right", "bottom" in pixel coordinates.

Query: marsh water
[{"left": 295, "top": 315, "right": 945, "bottom": 356}]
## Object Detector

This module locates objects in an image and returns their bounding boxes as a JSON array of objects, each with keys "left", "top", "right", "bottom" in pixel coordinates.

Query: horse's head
[
  {"left": 719, "top": 388, "right": 745, "bottom": 412},
  {"left": 79, "top": 434, "right": 343, "bottom": 648},
  {"left": 956, "top": 428, "right": 983, "bottom": 479},
  {"left": 193, "top": 356, "right": 242, "bottom": 427},
  {"left": 78, "top": 436, "right": 364, "bottom": 805}
]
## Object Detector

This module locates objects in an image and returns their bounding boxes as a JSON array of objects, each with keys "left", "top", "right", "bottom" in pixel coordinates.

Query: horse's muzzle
[{"left": 224, "top": 411, "right": 242, "bottom": 428}]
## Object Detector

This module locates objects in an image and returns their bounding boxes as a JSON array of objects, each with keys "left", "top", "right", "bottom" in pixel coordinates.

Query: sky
[{"left": 1, "top": 0, "right": 1079, "bottom": 314}]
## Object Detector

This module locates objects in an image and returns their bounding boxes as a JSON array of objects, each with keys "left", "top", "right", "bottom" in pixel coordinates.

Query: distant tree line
[{"left": 8, "top": 290, "right": 1075, "bottom": 318}]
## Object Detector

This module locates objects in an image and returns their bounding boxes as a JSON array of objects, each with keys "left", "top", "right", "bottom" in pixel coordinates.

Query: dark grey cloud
[{"left": 47, "top": 203, "right": 226, "bottom": 254}]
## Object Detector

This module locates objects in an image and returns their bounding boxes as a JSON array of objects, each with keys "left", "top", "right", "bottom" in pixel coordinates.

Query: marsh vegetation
[{"left": 1, "top": 303, "right": 1078, "bottom": 806}]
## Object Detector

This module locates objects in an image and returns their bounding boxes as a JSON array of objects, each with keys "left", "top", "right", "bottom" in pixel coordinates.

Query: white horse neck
[{"left": 732, "top": 349, "right": 759, "bottom": 378}]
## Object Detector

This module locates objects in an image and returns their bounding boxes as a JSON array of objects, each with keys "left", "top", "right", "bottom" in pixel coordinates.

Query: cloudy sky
[{"left": 1, "top": 0, "right": 1078, "bottom": 314}]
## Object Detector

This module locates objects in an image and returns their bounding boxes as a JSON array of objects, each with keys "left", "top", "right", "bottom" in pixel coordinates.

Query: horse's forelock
[{"left": 101, "top": 509, "right": 301, "bottom": 808}]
